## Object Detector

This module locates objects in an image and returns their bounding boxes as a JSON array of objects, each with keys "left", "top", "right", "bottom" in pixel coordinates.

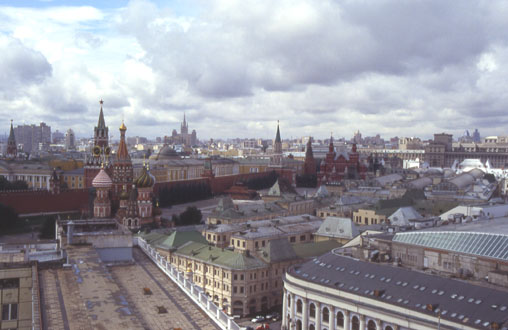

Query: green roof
[
  {"left": 140, "top": 230, "right": 208, "bottom": 250},
  {"left": 176, "top": 242, "right": 267, "bottom": 270},
  {"left": 157, "top": 231, "right": 208, "bottom": 249},
  {"left": 292, "top": 241, "right": 342, "bottom": 259}
]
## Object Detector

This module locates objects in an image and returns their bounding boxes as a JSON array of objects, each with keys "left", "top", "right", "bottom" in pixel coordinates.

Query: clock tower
[{"left": 85, "top": 100, "right": 111, "bottom": 188}]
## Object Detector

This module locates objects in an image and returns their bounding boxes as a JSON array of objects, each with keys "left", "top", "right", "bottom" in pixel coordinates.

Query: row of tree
[
  {"left": 158, "top": 181, "right": 213, "bottom": 207},
  {"left": 296, "top": 174, "right": 317, "bottom": 188},
  {"left": 0, "top": 177, "right": 28, "bottom": 191},
  {"left": 245, "top": 171, "right": 278, "bottom": 190},
  {"left": 171, "top": 206, "right": 202, "bottom": 226}
]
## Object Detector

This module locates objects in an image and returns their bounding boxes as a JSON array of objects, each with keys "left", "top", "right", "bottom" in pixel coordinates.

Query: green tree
[
  {"left": 39, "top": 216, "right": 56, "bottom": 239},
  {"left": 0, "top": 203, "right": 21, "bottom": 234},
  {"left": 177, "top": 206, "right": 202, "bottom": 226}
]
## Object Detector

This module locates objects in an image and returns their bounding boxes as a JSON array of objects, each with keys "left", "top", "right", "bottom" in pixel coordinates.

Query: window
[
  {"left": 290, "top": 236, "right": 296, "bottom": 243},
  {"left": 337, "top": 311, "right": 344, "bottom": 327},
  {"left": 242, "top": 241, "right": 246, "bottom": 248},
  {"left": 300, "top": 235, "right": 306, "bottom": 241},
  {"left": 234, "top": 274, "right": 238, "bottom": 281},
  {"left": 1, "top": 303, "right": 17, "bottom": 321},
  {"left": 322, "top": 307, "right": 329, "bottom": 323},
  {"left": 240, "top": 286, "right": 244, "bottom": 293},
  {"left": 241, "top": 274, "right": 244, "bottom": 280},
  {"left": 296, "top": 299, "right": 303, "bottom": 313},
  {"left": 309, "top": 303, "right": 316, "bottom": 318},
  {"left": 368, "top": 320, "right": 377, "bottom": 330},
  {"left": 352, "top": 316, "right": 360, "bottom": 330},
  {"left": 255, "top": 242, "right": 259, "bottom": 248},
  {"left": 262, "top": 240, "right": 266, "bottom": 247}
]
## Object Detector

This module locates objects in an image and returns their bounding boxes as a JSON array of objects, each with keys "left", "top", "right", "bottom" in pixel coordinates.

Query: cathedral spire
[
  {"left": 117, "top": 120, "right": 130, "bottom": 161},
  {"left": 275, "top": 120, "right": 281, "bottom": 144}
]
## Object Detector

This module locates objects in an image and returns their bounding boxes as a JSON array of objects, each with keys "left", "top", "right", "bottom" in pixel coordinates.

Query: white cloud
[{"left": 2, "top": 0, "right": 508, "bottom": 140}]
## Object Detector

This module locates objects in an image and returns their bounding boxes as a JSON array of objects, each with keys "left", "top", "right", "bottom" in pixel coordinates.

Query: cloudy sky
[{"left": 1, "top": 0, "right": 508, "bottom": 140}]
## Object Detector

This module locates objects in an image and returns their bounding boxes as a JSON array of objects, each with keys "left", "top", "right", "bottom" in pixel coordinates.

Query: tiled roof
[
  {"left": 289, "top": 251, "right": 508, "bottom": 328},
  {"left": 176, "top": 242, "right": 267, "bottom": 270}
]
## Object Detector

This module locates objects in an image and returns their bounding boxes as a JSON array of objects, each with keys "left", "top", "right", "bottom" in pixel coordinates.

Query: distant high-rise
[
  {"left": 65, "top": 129, "right": 75, "bottom": 150},
  {"left": 14, "top": 122, "right": 51, "bottom": 153},
  {"left": 472, "top": 128, "right": 481, "bottom": 143},
  {"left": 165, "top": 113, "right": 198, "bottom": 146}
]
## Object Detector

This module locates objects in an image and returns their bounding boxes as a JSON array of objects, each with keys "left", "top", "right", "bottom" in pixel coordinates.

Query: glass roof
[{"left": 393, "top": 232, "right": 508, "bottom": 261}]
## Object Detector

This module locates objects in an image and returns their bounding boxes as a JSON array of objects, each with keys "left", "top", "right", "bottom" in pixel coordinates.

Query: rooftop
[{"left": 289, "top": 251, "right": 508, "bottom": 328}]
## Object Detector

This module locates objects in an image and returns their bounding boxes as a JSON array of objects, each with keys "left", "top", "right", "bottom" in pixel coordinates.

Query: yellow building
[
  {"left": 0, "top": 262, "right": 40, "bottom": 330},
  {"left": 352, "top": 208, "right": 387, "bottom": 225},
  {"left": 61, "top": 168, "right": 85, "bottom": 189}
]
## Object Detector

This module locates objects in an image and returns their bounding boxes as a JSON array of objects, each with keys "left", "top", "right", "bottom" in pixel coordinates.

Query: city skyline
[{"left": 1, "top": 1, "right": 508, "bottom": 139}]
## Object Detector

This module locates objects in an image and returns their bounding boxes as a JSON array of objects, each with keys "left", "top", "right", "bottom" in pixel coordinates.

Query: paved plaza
[{"left": 39, "top": 246, "right": 219, "bottom": 330}]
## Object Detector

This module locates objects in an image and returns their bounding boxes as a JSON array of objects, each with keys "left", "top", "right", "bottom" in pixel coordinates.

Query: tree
[
  {"left": 176, "top": 206, "right": 202, "bottom": 226},
  {"left": 484, "top": 173, "right": 496, "bottom": 183},
  {"left": 39, "top": 216, "right": 56, "bottom": 239},
  {"left": 0, "top": 203, "right": 20, "bottom": 234}
]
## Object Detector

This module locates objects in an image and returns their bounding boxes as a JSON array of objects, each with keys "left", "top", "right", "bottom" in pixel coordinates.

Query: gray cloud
[{"left": 0, "top": 37, "right": 52, "bottom": 95}]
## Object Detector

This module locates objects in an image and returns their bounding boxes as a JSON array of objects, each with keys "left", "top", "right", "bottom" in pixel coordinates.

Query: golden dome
[{"left": 119, "top": 121, "right": 127, "bottom": 130}]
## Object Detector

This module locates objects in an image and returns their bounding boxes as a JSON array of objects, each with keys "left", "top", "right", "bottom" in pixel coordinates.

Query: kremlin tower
[
  {"left": 85, "top": 100, "right": 111, "bottom": 187},
  {"left": 6, "top": 120, "right": 17, "bottom": 159},
  {"left": 304, "top": 137, "right": 316, "bottom": 175}
]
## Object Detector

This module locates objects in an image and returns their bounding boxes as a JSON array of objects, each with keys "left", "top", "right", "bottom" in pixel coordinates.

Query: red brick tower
[
  {"left": 304, "top": 137, "right": 316, "bottom": 175},
  {"left": 6, "top": 120, "right": 17, "bottom": 159}
]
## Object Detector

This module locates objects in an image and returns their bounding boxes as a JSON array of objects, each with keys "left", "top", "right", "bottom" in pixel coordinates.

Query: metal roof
[
  {"left": 288, "top": 251, "right": 508, "bottom": 328},
  {"left": 393, "top": 231, "right": 508, "bottom": 261}
]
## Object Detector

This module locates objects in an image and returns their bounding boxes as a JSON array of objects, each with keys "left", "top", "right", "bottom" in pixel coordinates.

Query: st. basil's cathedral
[{"left": 85, "top": 100, "right": 160, "bottom": 230}]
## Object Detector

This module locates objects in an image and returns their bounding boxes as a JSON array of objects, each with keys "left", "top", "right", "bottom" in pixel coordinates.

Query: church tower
[
  {"left": 181, "top": 113, "right": 189, "bottom": 135},
  {"left": 92, "top": 166, "right": 112, "bottom": 218},
  {"left": 6, "top": 120, "right": 17, "bottom": 159},
  {"left": 112, "top": 121, "right": 133, "bottom": 197},
  {"left": 304, "top": 137, "right": 316, "bottom": 175},
  {"left": 270, "top": 121, "right": 283, "bottom": 167}
]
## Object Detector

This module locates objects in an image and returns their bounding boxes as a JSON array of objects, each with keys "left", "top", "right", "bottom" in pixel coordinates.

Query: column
[
  {"left": 302, "top": 298, "right": 308, "bottom": 330},
  {"left": 282, "top": 289, "right": 288, "bottom": 327},
  {"left": 376, "top": 319, "right": 381, "bottom": 330},
  {"left": 315, "top": 302, "right": 321, "bottom": 330},
  {"left": 329, "top": 308, "right": 335, "bottom": 330},
  {"left": 344, "top": 311, "right": 350, "bottom": 330},
  {"left": 289, "top": 293, "right": 295, "bottom": 324},
  {"left": 359, "top": 315, "right": 365, "bottom": 330}
]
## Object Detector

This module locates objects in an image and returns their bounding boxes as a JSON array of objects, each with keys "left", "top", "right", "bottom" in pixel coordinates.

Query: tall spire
[
  {"left": 7, "top": 119, "right": 16, "bottom": 158},
  {"left": 275, "top": 120, "right": 281, "bottom": 144},
  {"left": 117, "top": 120, "right": 130, "bottom": 161},
  {"left": 98, "top": 99, "right": 106, "bottom": 128},
  {"left": 329, "top": 133, "right": 334, "bottom": 153},
  {"left": 183, "top": 112, "right": 187, "bottom": 126}
]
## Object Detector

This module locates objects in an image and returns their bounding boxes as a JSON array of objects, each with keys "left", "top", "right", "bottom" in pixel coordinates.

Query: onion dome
[
  {"left": 92, "top": 168, "right": 112, "bottom": 188},
  {"left": 134, "top": 165, "right": 155, "bottom": 188}
]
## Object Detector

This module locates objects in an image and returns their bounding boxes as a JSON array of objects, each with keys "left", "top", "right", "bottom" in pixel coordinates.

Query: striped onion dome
[
  {"left": 134, "top": 165, "right": 155, "bottom": 188},
  {"left": 92, "top": 168, "right": 113, "bottom": 188}
]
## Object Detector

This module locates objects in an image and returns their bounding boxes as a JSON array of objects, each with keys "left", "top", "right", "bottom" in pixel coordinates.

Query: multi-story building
[
  {"left": 0, "top": 262, "right": 41, "bottom": 330},
  {"left": 13, "top": 122, "right": 51, "bottom": 153},
  {"left": 352, "top": 208, "right": 387, "bottom": 226},
  {"left": 165, "top": 113, "right": 197, "bottom": 146},
  {"left": 207, "top": 198, "right": 289, "bottom": 225},
  {"left": 283, "top": 250, "right": 508, "bottom": 330},
  {"left": 64, "top": 129, "right": 75, "bottom": 150}
]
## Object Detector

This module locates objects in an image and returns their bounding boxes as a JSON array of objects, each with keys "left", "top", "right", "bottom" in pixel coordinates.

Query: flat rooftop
[{"left": 39, "top": 245, "right": 218, "bottom": 330}]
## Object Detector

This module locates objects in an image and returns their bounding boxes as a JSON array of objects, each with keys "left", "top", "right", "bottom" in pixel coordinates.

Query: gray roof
[
  {"left": 260, "top": 239, "right": 298, "bottom": 263},
  {"left": 289, "top": 252, "right": 508, "bottom": 328},
  {"left": 316, "top": 217, "right": 359, "bottom": 239},
  {"left": 374, "top": 174, "right": 403, "bottom": 186},
  {"left": 393, "top": 231, "right": 508, "bottom": 261},
  {"left": 388, "top": 207, "right": 422, "bottom": 227}
]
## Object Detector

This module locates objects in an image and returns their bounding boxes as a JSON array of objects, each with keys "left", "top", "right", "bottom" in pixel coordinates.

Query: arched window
[
  {"left": 352, "top": 316, "right": 360, "bottom": 330},
  {"left": 296, "top": 320, "right": 302, "bottom": 330},
  {"left": 296, "top": 299, "right": 303, "bottom": 314},
  {"left": 309, "top": 303, "right": 316, "bottom": 318},
  {"left": 368, "top": 320, "right": 377, "bottom": 330},
  {"left": 336, "top": 311, "right": 344, "bottom": 327},
  {"left": 309, "top": 325, "right": 315, "bottom": 330},
  {"left": 385, "top": 326, "right": 394, "bottom": 330},
  {"left": 322, "top": 307, "right": 329, "bottom": 323}
]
